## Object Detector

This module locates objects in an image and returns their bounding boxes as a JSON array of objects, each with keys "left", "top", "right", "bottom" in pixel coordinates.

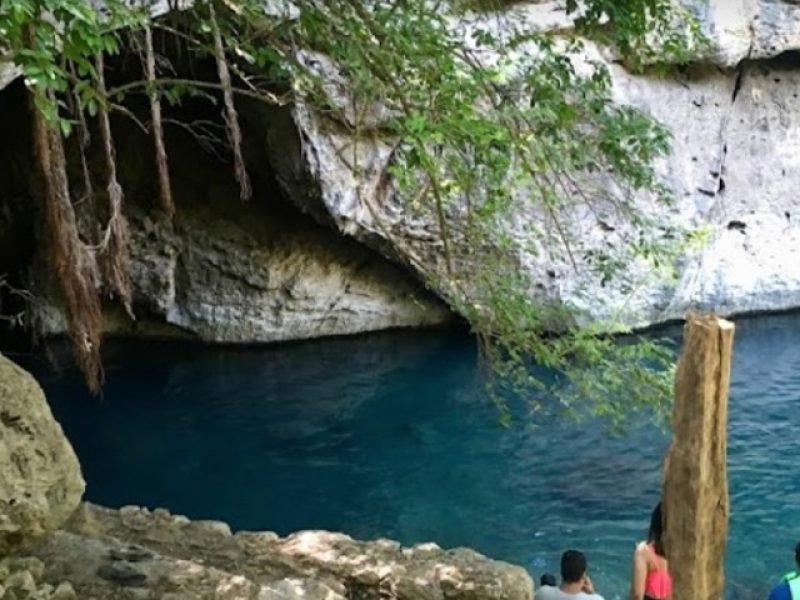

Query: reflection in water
[{"left": 19, "top": 314, "right": 800, "bottom": 600}]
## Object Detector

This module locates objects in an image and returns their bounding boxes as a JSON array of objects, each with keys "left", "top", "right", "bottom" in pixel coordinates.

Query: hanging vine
[
  {"left": 95, "top": 51, "right": 134, "bottom": 317},
  {"left": 29, "top": 85, "right": 104, "bottom": 393}
]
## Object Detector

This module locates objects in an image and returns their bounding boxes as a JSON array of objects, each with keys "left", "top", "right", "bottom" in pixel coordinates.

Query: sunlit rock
[{"left": 0, "top": 355, "right": 85, "bottom": 555}]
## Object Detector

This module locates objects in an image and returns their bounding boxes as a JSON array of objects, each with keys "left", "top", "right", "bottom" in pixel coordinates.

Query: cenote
[{"left": 15, "top": 312, "right": 800, "bottom": 600}]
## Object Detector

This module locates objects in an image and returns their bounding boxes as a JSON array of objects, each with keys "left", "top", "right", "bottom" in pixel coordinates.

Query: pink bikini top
[{"left": 644, "top": 543, "right": 672, "bottom": 599}]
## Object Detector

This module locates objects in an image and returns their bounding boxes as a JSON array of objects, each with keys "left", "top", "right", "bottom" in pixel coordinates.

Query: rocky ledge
[{"left": 25, "top": 503, "right": 532, "bottom": 600}]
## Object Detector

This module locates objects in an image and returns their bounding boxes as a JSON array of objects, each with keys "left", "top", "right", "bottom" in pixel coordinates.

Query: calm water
[{"left": 16, "top": 314, "right": 800, "bottom": 599}]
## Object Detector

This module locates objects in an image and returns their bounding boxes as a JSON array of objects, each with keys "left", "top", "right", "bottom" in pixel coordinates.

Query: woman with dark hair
[{"left": 629, "top": 503, "right": 672, "bottom": 600}]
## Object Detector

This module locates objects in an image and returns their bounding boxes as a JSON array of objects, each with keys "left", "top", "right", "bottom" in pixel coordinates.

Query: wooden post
[{"left": 662, "top": 313, "right": 734, "bottom": 600}]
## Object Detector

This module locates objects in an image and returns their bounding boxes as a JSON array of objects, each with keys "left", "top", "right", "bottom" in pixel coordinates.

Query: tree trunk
[
  {"left": 662, "top": 313, "right": 734, "bottom": 600},
  {"left": 143, "top": 22, "right": 175, "bottom": 220},
  {"left": 207, "top": 0, "right": 251, "bottom": 201}
]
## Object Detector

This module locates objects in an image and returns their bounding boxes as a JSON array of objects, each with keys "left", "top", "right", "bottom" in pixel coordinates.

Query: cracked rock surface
[
  {"left": 28, "top": 503, "right": 533, "bottom": 600},
  {"left": 0, "top": 354, "right": 84, "bottom": 555},
  {"left": 6, "top": 2, "right": 800, "bottom": 332},
  {"left": 284, "top": 43, "right": 800, "bottom": 329}
]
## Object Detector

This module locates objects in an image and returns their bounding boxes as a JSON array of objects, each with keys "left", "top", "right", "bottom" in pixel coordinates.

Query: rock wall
[
  {"left": 5, "top": 2, "right": 800, "bottom": 338},
  {"left": 277, "top": 2, "right": 800, "bottom": 330},
  {"left": 0, "top": 79, "right": 451, "bottom": 343},
  {"left": 31, "top": 203, "right": 452, "bottom": 343}
]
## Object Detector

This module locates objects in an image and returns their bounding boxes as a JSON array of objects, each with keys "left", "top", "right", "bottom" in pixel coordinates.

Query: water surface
[{"left": 19, "top": 314, "right": 800, "bottom": 599}]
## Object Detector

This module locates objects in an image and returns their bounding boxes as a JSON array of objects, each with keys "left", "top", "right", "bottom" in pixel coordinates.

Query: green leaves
[
  {"left": 2, "top": 0, "right": 702, "bottom": 426},
  {"left": 286, "top": 0, "right": 700, "bottom": 427}
]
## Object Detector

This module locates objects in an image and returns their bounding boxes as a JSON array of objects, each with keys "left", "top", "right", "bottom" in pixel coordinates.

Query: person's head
[
  {"left": 648, "top": 502, "right": 666, "bottom": 557},
  {"left": 794, "top": 541, "right": 800, "bottom": 568},
  {"left": 560, "top": 550, "right": 588, "bottom": 585},
  {"left": 540, "top": 573, "right": 557, "bottom": 587}
]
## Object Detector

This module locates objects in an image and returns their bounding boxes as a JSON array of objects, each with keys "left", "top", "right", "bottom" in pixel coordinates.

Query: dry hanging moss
[
  {"left": 96, "top": 52, "right": 135, "bottom": 317},
  {"left": 29, "top": 88, "right": 104, "bottom": 393}
]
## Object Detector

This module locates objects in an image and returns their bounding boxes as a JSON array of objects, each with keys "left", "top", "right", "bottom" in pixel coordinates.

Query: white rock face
[
  {"left": 691, "top": 0, "right": 800, "bottom": 66},
  {"left": 454, "top": 1, "right": 800, "bottom": 67},
  {"left": 0, "top": 63, "right": 20, "bottom": 92},
  {"left": 32, "top": 205, "right": 451, "bottom": 342},
  {"left": 279, "top": 19, "right": 800, "bottom": 330},
  {"left": 7, "top": 2, "right": 800, "bottom": 333}
]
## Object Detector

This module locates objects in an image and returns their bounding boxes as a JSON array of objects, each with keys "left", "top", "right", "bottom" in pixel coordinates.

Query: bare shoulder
[{"left": 633, "top": 541, "right": 649, "bottom": 557}]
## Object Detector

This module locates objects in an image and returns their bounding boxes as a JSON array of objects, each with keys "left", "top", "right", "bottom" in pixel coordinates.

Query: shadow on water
[{"left": 12, "top": 312, "right": 800, "bottom": 600}]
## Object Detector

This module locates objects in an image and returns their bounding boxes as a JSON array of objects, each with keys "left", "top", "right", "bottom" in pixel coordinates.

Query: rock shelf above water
[{"left": 28, "top": 503, "right": 533, "bottom": 600}]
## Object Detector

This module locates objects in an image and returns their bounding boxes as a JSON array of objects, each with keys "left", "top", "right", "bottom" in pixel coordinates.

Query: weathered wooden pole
[{"left": 662, "top": 313, "right": 734, "bottom": 600}]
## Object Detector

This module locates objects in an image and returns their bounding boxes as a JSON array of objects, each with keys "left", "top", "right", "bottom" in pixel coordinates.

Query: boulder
[
  {"left": 0, "top": 354, "right": 85, "bottom": 555},
  {"left": 662, "top": 313, "right": 734, "bottom": 600},
  {"left": 34, "top": 531, "right": 344, "bottom": 600}
]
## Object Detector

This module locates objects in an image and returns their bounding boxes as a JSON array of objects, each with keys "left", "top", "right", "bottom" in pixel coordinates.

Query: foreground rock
[
  {"left": 0, "top": 556, "right": 76, "bottom": 600},
  {"left": 663, "top": 313, "right": 734, "bottom": 600},
  {"left": 29, "top": 503, "right": 533, "bottom": 600},
  {"left": 0, "top": 354, "right": 85, "bottom": 556}
]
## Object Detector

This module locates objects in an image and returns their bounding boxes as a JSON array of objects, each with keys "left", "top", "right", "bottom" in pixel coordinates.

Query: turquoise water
[{"left": 19, "top": 313, "right": 800, "bottom": 599}]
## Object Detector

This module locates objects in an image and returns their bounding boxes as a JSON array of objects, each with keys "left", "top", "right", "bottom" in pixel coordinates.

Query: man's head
[
  {"left": 560, "top": 550, "right": 588, "bottom": 584},
  {"left": 794, "top": 541, "right": 800, "bottom": 568},
  {"left": 540, "top": 573, "right": 557, "bottom": 587}
]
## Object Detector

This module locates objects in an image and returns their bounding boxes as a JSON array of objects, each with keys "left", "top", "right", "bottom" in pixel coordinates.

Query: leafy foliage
[{"left": 0, "top": 0, "right": 705, "bottom": 426}]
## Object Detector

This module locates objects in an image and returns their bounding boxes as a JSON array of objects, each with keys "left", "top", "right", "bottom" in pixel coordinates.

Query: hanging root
[
  {"left": 29, "top": 88, "right": 104, "bottom": 394},
  {"left": 67, "top": 61, "right": 100, "bottom": 243},
  {"left": 144, "top": 21, "right": 175, "bottom": 220},
  {"left": 208, "top": 0, "right": 252, "bottom": 200},
  {"left": 96, "top": 52, "right": 135, "bottom": 318}
]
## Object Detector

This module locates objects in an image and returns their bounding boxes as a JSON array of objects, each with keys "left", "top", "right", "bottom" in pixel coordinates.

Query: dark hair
[
  {"left": 540, "top": 573, "right": 557, "bottom": 587},
  {"left": 561, "top": 550, "right": 587, "bottom": 583},
  {"left": 794, "top": 541, "right": 800, "bottom": 568},
  {"left": 648, "top": 502, "right": 666, "bottom": 557}
]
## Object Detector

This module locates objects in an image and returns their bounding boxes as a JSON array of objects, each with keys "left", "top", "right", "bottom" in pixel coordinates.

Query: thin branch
[
  {"left": 109, "top": 102, "right": 150, "bottom": 133},
  {"left": 106, "top": 77, "right": 291, "bottom": 106},
  {"left": 163, "top": 117, "right": 227, "bottom": 161}
]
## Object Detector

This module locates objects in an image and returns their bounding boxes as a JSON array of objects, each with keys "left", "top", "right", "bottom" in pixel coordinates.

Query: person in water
[
  {"left": 767, "top": 541, "right": 800, "bottom": 600},
  {"left": 629, "top": 502, "right": 672, "bottom": 600},
  {"left": 536, "top": 550, "right": 605, "bottom": 600}
]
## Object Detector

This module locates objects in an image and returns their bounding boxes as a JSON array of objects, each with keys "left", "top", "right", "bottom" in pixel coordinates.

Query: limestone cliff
[
  {"left": 280, "top": 1, "right": 800, "bottom": 330},
  {"left": 3, "top": 1, "right": 800, "bottom": 340},
  {"left": 0, "top": 80, "right": 451, "bottom": 343}
]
